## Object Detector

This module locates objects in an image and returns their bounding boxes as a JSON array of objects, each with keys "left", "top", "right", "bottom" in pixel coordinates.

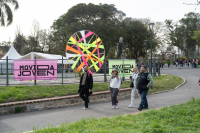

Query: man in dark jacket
[
  {"left": 179, "top": 59, "right": 182, "bottom": 69},
  {"left": 168, "top": 60, "right": 170, "bottom": 67},
  {"left": 136, "top": 65, "right": 153, "bottom": 111},
  {"left": 79, "top": 65, "right": 93, "bottom": 110}
]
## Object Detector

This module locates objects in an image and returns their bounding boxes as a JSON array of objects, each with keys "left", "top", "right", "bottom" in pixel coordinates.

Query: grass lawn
[
  {"left": 0, "top": 75, "right": 183, "bottom": 104},
  {"left": 32, "top": 98, "right": 200, "bottom": 133}
]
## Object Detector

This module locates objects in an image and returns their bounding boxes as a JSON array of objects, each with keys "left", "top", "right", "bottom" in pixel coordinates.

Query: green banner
[{"left": 108, "top": 60, "right": 136, "bottom": 77}]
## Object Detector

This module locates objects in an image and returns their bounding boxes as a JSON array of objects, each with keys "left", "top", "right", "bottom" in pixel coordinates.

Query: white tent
[
  {"left": 20, "top": 52, "right": 75, "bottom": 64},
  {"left": 0, "top": 45, "right": 22, "bottom": 62},
  {"left": 0, "top": 45, "right": 22, "bottom": 73}
]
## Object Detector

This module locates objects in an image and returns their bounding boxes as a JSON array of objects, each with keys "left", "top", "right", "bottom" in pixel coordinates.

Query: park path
[{"left": 0, "top": 65, "right": 200, "bottom": 133}]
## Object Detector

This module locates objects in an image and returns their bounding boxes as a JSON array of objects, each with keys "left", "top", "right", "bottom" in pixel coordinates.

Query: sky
[{"left": 0, "top": 0, "right": 199, "bottom": 43}]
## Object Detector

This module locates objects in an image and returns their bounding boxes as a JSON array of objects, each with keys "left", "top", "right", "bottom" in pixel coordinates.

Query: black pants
[
  {"left": 110, "top": 88, "right": 119, "bottom": 105},
  {"left": 79, "top": 86, "right": 90, "bottom": 108}
]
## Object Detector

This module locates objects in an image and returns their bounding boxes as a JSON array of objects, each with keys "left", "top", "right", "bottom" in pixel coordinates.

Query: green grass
[
  {"left": 0, "top": 75, "right": 183, "bottom": 104},
  {"left": 32, "top": 98, "right": 200, "bottom": 133}
]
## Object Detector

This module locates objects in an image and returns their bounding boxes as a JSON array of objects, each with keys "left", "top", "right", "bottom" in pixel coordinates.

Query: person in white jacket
[
  {"left": 109, "top": 68, "right": 121, "bottom": 109},
  {"left": 128, "top": 67, "right": 140, "bottom": 108}
]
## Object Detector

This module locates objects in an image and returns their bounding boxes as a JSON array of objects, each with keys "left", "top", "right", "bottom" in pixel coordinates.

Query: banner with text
[
  {"left": 108, "top": 60, "right": 136, "bottom": 77},
  {"left": 13, "top": 60, "right": 57, "bottom": 81}
]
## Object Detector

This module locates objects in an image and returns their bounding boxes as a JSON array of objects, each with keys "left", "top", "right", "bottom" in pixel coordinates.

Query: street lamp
[
  {"left": 144, "top": 40, "right": 148, "bottom": 61},
  {"left": 118, "top": 37, "right": 123, "bottom": 59},
  {"left": 148, "top": 23, "right": 155, "bottom": 75}
]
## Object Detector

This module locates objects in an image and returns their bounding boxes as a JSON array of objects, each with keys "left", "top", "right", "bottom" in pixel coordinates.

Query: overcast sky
[{"left": 0, "top": 0, "right": 199, "bottom": 43}]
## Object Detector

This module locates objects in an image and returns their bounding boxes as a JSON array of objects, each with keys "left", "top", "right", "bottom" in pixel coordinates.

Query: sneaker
[
  {"left": 83, "top": 107, "right": 88, "bottom": 110},
  {"left": 116, "top": 103, "right": 119, "bottom": 108},
  {"left": 143, "top": 106, "right": 149, "bottom": 109},
  {"left": 112, "top": 106, "right": 116, "bottom": 109},
  {"left": 138, "top": 107, "right": 142, "bottom": 111},
  {"left": 128, "top": 104, "right": 134, "bottom": 108}
]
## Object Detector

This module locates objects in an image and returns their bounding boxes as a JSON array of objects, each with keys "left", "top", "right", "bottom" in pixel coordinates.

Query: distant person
[
  {"left": 162, "top": 61, "right": 164, "bottom": 68},
  {"left": 192, "top": 59, "right": 195, "bottom": 68},
  {"left": 136, "top": 65, "right": 153, "bottom": 111},
  {"left": 185, "top": 60, "right": 187, "bottom": 67},
  {"left": 160, "top": 61, "right": 162, "bottom": 68},
  {"left": 168, "top": 60, "right": 170, "bottom": 67},
  {"left": 194, "top": 59, "right": 197, "bottom": 68},
  {"left": 187, "top": 60, "right": 190, "bottom": 67},
  {"left": 179, "top": 59, "right": 182, "bottom": 69},
  {"left": 109, "top": 68, "right": 122, "bottom": 109},
  {"left": 128, "top": 67, "right": 140, "bottom": 108},
  {"left": 176, "top": 61, "right": 178, "bottom": 67},
  {"left": 78, "top": 65, "right": 93, "bottom": 110},
  {"left": 196, "top": 59, "right": 198, "bottom": 68},
  {"left": 182, "top": 60, "right": 184, "bottom": 67},
  {"left": 198, "top": 79, "right": 200, "bottom": 86}
]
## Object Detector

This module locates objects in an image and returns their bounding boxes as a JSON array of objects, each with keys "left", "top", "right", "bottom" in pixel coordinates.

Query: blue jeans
[{"left": 139, "top": 89, "right": 149, "bottom": 108}]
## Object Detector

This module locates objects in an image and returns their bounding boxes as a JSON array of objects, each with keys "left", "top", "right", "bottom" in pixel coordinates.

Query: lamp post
[
  {"left": 118, "top": 37, "right": 123, "bottom": 59},
  {"left": 148, "top": 23, "right": 155, "bottom": 75},
  {"left": 144, "top": 40, "right": 148, "bottom": 63}
]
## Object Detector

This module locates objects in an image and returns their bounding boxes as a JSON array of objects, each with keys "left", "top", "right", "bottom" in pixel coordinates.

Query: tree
[
  {"left": 122, "top": 18, "right": 160, "bottom": 59},
  {"left": 13, "top": 27, "right": 27, "bottom": 54},
  {"left": 165, "top": 12, "right": 200, "bottom": 59},
  {"left": 0, "top": 41, "right": 11, "bottom": 53},
  {"left": 39, "top": 29, "right": 55, "bottom": 54},
  {"left": 51, "top": 3, "right": 125, "bottom": 56},
  {"left": 0, "top": 0, "right": 19, "bottom": 26}
]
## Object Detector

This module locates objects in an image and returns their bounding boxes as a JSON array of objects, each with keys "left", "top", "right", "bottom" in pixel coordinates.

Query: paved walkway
[{"left": 0, "top": 66, "right": 200, "bottom": 133}]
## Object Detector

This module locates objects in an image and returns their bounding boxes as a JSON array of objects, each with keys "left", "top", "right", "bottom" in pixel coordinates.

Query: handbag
[{"left": 130, "top": 82, "right": 134, "bottom": 88}]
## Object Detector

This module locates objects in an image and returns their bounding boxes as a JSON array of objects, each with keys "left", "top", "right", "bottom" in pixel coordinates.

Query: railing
[
  {"left": 0, "top": 56, "right": 108, "bottom": 86},
  {"left": 0, "top": 57, "right": 161, "bottom": 86}
]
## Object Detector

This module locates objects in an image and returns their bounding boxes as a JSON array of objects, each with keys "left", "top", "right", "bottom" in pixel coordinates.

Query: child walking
[{"left": 109, "top": 68, "right": 122, "bottom": 109}]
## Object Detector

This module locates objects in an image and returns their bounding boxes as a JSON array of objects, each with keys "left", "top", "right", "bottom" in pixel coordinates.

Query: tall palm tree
[{"left": 0, "top": 0, "right": 19, "bottom": 26}]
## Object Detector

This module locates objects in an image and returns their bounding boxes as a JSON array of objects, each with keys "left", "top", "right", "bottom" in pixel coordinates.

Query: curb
[{"left": 148, "top": 76, "right": 186, "bottom": 96}]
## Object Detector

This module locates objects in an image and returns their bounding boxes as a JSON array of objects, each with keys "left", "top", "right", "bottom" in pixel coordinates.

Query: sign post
[
  {"left": 108, "top": 60, "right": 136, "bottom": 78},
  {"left": 13, "top": 60, "right": 57, "bottom": 81}
]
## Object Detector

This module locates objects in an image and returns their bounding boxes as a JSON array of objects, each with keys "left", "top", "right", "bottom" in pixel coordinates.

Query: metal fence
[
  {"left": 0, "top": 56, "right": 108, "bottom": 86},
  {"left": 0, "top": 57, "right": 161, "bottom": 86},
  {"left": 136, "top": 58, "right": 161, "bottom": 77}
]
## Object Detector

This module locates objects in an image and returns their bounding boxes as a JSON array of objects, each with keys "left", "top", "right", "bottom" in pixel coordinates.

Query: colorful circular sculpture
[{"left": 66, "top": 30, "right": 105, "bottom": 74}]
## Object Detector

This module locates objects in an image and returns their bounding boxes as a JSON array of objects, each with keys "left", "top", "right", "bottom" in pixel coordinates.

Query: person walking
[
  {"left": 192, "top": 59, "right": 195, "bottom": 68},
  {"left": 188, "top": 60, "right": 190, "bottom": 67},
  {"left": 182, "top": 60, "right": 184, "bottom": 67},
  {"left": 179, "top": 59, "right": 182, "bottom": 69},
  {"left": 185, "top": 60, "right": 187, "bottom": 67},
  {"left": 109, "top": 68, "right": 122, "bottom": 109},
  {"left": 136, "top": 65, "right": 153, "bottom": 111},
  {"left": 128, "top": 67, "right": 140, "bottom": 108},
  {"left": 168, "top": 60, "right": 170, "bottom": 68},
  {"left": 78, "top": 65, "right": 93, "bottom": 110},
  {"left": 196, "top": 59, "right": 198, "bottom": 68},
  {"left": 194, "top": 59, "right": 197, "bottom": 68}
]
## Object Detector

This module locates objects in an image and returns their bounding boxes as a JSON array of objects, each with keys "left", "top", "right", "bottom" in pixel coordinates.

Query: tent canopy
[
  {"left": 20, "top": 52, "right": 75, "bottom": 64},
  {"left": 0, "top": 45, "right": 22, "bottom": 63}
]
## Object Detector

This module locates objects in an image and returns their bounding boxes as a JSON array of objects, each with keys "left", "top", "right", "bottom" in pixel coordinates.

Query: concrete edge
[{"left": 148, "top": 76, "right": 186, "bottom": 96}]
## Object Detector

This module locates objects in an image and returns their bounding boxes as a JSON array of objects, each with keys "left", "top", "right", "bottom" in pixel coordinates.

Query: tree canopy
[
  {"left": 0, "top": 0, "right": 19, "bottom": 26},
  {"left": 50, "top": 3, "right": 161, "bottom": 58},
  {"left": 165, "top": 12, "right": 200, "bottom": 59},
  {"left": 5, "top": 3, "right": 162, "bottom": 59}
]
